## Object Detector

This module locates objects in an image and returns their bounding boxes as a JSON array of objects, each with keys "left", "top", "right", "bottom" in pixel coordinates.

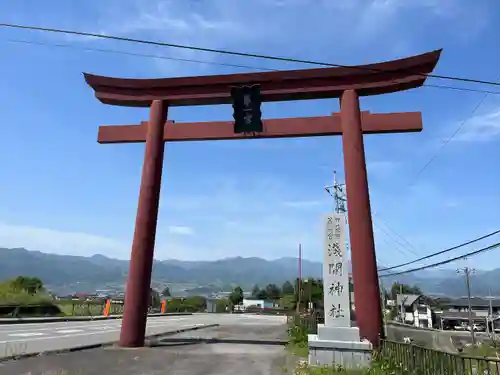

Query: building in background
[
  {"left": 442, "top": 297, "right": 500, "bottom": 318},
  {"left": 396, "top": 294, "right": 434, "bottom": 328}
]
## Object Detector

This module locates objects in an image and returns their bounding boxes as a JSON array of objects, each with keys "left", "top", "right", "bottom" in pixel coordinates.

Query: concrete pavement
[{"left": 0, "top": 313, "right": 288, "bottom": 359}]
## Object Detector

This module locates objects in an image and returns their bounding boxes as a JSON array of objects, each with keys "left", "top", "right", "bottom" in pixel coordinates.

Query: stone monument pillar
[{"left": 308, "top": 213, "right": 372, "bottom": 368}]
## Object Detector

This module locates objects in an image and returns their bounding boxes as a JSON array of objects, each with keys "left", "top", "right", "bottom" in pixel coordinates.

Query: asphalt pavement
[
  {"left": 0, "top": 314, "right": 291, "bottom": 375},
  {"left": 0, "top": 313, "right": 287, "bottom": 359}
]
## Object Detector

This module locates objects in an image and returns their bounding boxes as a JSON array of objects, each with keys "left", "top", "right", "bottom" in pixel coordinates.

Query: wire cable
[
  {"left": 379, "top": 241, "right": 500, "bottom": 277},
  {"left": 409, "top": 91, "right": 491, "bottom": 183},
  {"left": 4, "top": 38, "right": 275, "bottom": 72},
  {"left": 2, "top": 23, "right": 500, "bottom": 87},
  {"left": 378, "top": 228, "right": 500, "bottom": 272},
  {"left": 6, "top": 38, "right": 500, "bottom": 97},
  {"left": 3, "top": 25, "right": 498, "bottom": 268},
  {"left": 373, "top": 220, "right": 420, "bottom": 258},
  {"left": 371, "top": 79, "right": 498, "bottom": 253},
  {"left": 373, "top": 212, "right": 419, "bottom": 254}
]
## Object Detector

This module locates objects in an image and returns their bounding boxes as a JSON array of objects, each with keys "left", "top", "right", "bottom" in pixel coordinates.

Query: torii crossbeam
[
  {"left": 83, "top": 49, "right": 441, "bottom": 349},
  {"left": 97, "top": 111, "right": 422, "bottom": 143}
]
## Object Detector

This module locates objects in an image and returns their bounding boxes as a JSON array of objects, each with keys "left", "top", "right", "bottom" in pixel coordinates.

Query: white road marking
[
  {"left": 56, "top": 329, "right": 85, "bottom": 334},
  {"left": 7, "top": 332, "right": 45, "bottom": 337},
  {"left": 0, "top": 324, "right": 204, "bottom": 344},
  {"left": 0, "top": 328, "right": 119, "bottom": 343},
  {"left": 0, "top": 317, "right": 190, "bottom": 334}
]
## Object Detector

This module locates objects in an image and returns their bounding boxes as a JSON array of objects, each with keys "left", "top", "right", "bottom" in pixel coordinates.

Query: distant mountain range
[{"left": 0, "top": 247, "right": 498, "bottom": 297}]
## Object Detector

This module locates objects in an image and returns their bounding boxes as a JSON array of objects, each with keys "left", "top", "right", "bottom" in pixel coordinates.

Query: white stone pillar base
[{"left": 307, "top": 325, "right": 372, "bottom": 369}]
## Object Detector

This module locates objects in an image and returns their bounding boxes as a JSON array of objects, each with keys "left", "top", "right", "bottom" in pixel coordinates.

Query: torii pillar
[
  {"left": 340, "top": 90, "right": 380, "bottom": 345},
  {"left": 83, "top": 49, "right": 442, "bottom": 348}
]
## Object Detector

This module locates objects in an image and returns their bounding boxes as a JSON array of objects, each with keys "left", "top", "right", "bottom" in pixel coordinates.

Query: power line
[
  {"left": 424, "top": 83, "right": 500, "bottom": 96},
  {"left": 371, "top": 80, "right": 497, "bottom": 248},
  {"left": 5, "top": 38, "right": 500, "bottom": 98},
  {"left": 379, "top": 241, "right": 500, "bottom": 278},
  {"left": 324, "top": 170, "right": 419, "bottom": 261},
  {"left": 2, "top": 23, "right": 500, "bottom": 88},
  {"left": 378, "top": 228, "right": 500, "bottom": 272},
  {"left": 373, "top": 220, "right": 420, "bottom": 258},
  {"left": 409, "top": 91, "right": 491, "bottom": 183},
  {"left": 372, "top": 212, "right": 419, "bottom": 254},
  {"left": 3, "top": 25, "right": 498, "bottom": 269},
  {"left": 4, "top": 38, "right": 275, "bottom": 72}
]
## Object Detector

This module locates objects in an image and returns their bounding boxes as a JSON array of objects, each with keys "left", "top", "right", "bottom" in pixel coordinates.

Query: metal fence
[
  {"left": 380, "top": 340, "right": 500, "bottom": 375},
  {"left": 288, "top": 315, "right": 500, "bottom": 374},
  {"left": 286, "top": 311, "right": 323, "bottom": 334}
]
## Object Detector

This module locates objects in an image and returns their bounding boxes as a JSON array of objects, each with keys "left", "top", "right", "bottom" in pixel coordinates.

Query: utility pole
[
  {"left": 325, "top": 170, "right": 348, "bottom": 250},
  {"left": 325, "top": 170, "right": 347, "bottom": 215},
  {"left": 380, "top": 280, "right": 387, "bottom": 337},
  {"left": 457, "top": 265, "right": 476, "bottom": 345},
  {"left": 486, "top": 286, "right": 493, "bottom": 336},
  {"left": 400, "top": 283, "right": 405, "bottom": 323},
  {"left": 297, "top": 243, "right": 302, "bottom": 314}
]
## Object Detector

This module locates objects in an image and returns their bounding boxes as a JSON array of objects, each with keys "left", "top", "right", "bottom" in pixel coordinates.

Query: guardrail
[{"left": 0, "top": 312, "right": 193, "bottom": 324}]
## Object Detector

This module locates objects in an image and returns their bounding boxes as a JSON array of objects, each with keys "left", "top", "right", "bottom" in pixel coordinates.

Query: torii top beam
[{"left": 83, "top": 50, "right": 442, "bottom": 107}]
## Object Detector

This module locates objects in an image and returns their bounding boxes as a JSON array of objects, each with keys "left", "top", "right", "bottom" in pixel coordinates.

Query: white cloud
[
  {"left": 283, "top": 200, "right": 322, "bottom": 209},
  {"left": 0, "top": 222, "right": 127, "bottom": 259},
  {"left": 454, "top": 108, "right": 500, "bottom": 142},
  {"left": 0, "top": 221, "right": 202, "bottom": 261},
  {"left": 0, "top": 174, "right": 328, "bottom": 261},
  {"left": 167, "top": 225, "right": 194, "bottom": 236},
  {"left": 59, "top": 0, "right": 489, "bottom": 75},
  {"left": 444, "top": 200, "right": 459, "bottom": 208},
  {"left": 367, "top": 160, "right": 399, "bottom": 174}
]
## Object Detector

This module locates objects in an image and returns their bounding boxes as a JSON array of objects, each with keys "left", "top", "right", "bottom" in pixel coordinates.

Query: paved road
[
  {"left": 1, "top": 315, "right": 292, "bottom": 375},
  {"left": 0, "top": 313, "right": 287, "bottom": 358}
]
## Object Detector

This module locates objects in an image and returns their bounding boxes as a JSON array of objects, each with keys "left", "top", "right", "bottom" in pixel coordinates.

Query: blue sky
[{"left": 0, "top": 0, "right": 499, "bottom": 271}]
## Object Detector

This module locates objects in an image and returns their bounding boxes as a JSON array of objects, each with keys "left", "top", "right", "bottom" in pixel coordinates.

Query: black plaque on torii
[{"left": 231, "top": 85, "right": 263, "bottom": 134}]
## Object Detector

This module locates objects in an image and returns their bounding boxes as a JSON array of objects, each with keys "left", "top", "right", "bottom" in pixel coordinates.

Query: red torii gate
[{"left": 84, "top": 49, "right": 441, "bottom": 348}]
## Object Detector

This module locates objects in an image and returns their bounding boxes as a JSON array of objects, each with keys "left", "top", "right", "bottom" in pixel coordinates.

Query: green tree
[
  {"left": 265, "top": 284, "right": 281, "bottom": 301},
  {"left": 215, "top": 298, "right": 230, "bottom": 313},
  {"left": 161, "top": 286, "right": 171, "bottom": 297},
  {"left": 295, "top": 278, "right": 323, "bottom": 310},
  {"left": 390, "top": 283, "right": 422, "bottom": 300},
  {"left": 149, "top": 288, "right": 161, "bottom": 308},
  {"left": 280, "top": 294, "right": 296, "bottom": 310},
  {"left": 251, "top": 284, "right": 260, "bottom": 296},
  {"left": 184, "top": 296, "right": 206, "bottom": 311},
  {"left": 255, "top": 289, "right": 268, "bottom": 300},
  {"left": 11, "top": 276, "right": 44, "bottom": 294},
  {"left": 229, "top": 286, "right": 244, "bottom": 306},
  {"left": 281, "top": 281, "right": 295, "bottom": 295}
]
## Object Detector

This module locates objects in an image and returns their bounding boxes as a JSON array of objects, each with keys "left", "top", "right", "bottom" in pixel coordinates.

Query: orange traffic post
[{"left": 103, "top": 299, "right": 111, "bottom": 317}]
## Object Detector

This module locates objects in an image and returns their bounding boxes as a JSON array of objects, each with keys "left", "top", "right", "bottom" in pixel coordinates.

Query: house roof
[
  {"left": 396, "top": 294, "right": 421, "bottom": 307},
  {"left": 438, "top": 311, "right": 478, "bottom": 320},
  {"left": 443, "top": 297, "right": 500, "bottom": 308}
]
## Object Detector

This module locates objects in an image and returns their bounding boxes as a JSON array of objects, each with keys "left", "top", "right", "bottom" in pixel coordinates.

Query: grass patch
[
  {"left": 293, "top": 360, "right": 393, "bottom": 374},
  {"left": 286, "top": 342, "right": 309, "bottom": 358},
  {"left": 0, "top": 289, "right": 52, "bottom": 305},
  {"left": 462, "top": 342, "right": 500, "bottom": 358},
  {"left": 56, "top": 303, "right": 105, "bottom": 317}
]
